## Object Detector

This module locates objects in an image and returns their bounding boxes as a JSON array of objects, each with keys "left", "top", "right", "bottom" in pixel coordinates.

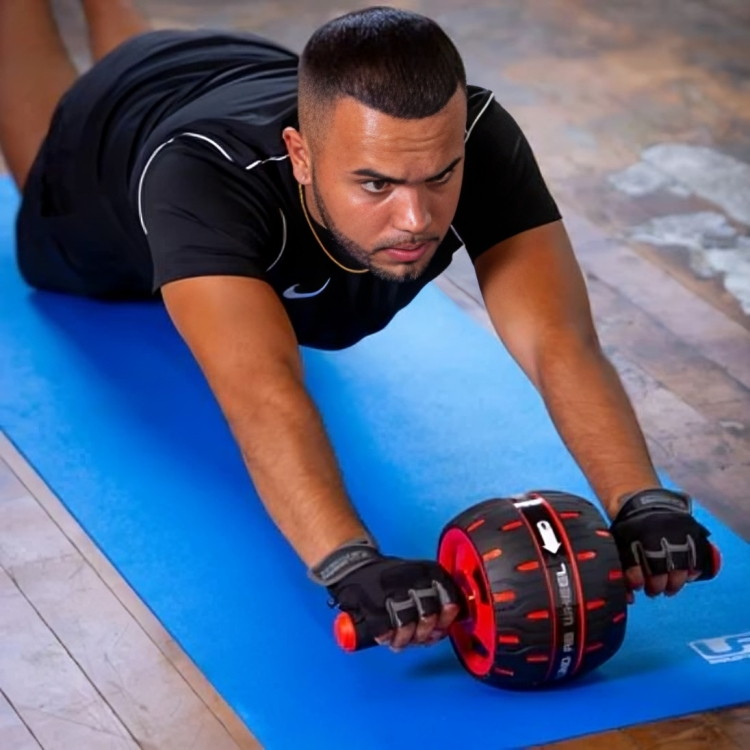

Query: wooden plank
[
  {"left": 0, "top": 455, "right": 27, "bottom": 503},
  {"left": 0, "top": 566, "right": 138, "bottom": 750},
  {"left": 629, "top": 242, "right": 750, "bottom": 333},
  {"left": 573, "top": 237, "right": 750, "bottom": 390},
  {"left": 586, "top": 275, "right": 750, "bottom": 423},
  {"left": 0, "top": 689, "right": 42, "bottom": 750},
  {"left": 9, "top": 550, "right": 246, "bottom": 750},
  {"left": 0, "top": 433, "right": 260, "bottom": 750},
  {"left": 712, "top": 705, "right": 750, "bottom": 747},
  {"left": 623, "top": 713, "right": 743, "bottom": 749},
  {"left": 534, "top": 729, "right": 640, "bottom": 749},
  {"left": 588, "top": 349, "right": 750, "bottom": 535},
  {"left": 0, "top": 438, "right": 257, "bottom": 750},
  {"left": 605, "top": 347, "right": 750, "bottom": 472}
]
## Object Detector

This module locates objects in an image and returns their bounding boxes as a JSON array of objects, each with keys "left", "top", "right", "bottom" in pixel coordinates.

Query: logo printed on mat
[{"left": 689, "top": 632, "right": 750, "bottom": 664}]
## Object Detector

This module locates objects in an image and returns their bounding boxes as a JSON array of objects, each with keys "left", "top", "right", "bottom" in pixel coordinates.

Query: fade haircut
[{"left": 298, "top": 7, "right": 467, "bottom": 143}]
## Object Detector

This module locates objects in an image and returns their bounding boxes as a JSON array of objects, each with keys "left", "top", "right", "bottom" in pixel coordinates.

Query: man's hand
[
  {"left": 609, "top": 487, "right": 718, "bottom": 603},
  {"left": 310, "top": 540, "right": 462, "bottom": 651}
]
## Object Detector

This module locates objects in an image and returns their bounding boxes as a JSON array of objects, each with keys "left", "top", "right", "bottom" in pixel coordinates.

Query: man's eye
[
  {"left": 431, "top": 170, "right": 454, "bottom": 185},
  {"left": 362, "top": 180, "right": 390, "bottom": 193}
]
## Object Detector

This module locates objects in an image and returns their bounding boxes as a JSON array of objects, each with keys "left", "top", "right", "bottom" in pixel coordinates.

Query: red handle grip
[
  {"left": 334, "top": 612, "right": 379, "bottom": 652},
  {"left": 695, "top": 542, "right": 722, "bottom": 581}
]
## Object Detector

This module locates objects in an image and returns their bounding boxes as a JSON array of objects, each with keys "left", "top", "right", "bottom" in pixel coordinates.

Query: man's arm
[
  {"left": 161, "top": 273, "right": 462, "bottom": 647},
  {"left": 473, "top": 220, "right": 658, "bottom": 518},
  {"left": 161, "top": 274, "right": 370, "bottom": 568},
  {"left": 472, "top": 220, "right": 724, "bottom": 599}
]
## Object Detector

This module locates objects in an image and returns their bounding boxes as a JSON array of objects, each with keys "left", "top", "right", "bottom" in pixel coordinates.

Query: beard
[{"left": 310, "top": 177, "right": 439, "bottom": 283}]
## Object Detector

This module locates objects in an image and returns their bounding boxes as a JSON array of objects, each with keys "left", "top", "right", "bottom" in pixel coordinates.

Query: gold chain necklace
[{"left": 298, "top": 183, "right": 369, "bottom": 274}]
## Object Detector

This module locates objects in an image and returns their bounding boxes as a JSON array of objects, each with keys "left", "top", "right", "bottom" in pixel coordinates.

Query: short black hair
[{"left": 298, "top": 7, "right": 466, "bottom": 137}]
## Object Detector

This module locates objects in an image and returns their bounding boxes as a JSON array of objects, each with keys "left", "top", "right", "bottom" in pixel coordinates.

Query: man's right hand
[{"left": 311, "top": 541, "right": 463, "bottom": 651}]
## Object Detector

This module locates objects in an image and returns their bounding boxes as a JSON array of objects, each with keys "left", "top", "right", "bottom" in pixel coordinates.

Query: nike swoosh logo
[{"left": 282, "top": 279, "right": 331, "bottom": 299}]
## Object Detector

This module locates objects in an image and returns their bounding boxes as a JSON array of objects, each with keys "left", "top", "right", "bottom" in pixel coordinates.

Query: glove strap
[
  {"left": 614, "top": 487, "right": 691, "bottom": 523},
  {"left": 308, "top": 537, "right": 381, "bottom": 586}
]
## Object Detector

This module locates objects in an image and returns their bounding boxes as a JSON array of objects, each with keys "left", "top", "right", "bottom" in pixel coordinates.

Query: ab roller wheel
[
  {"left": 435, "top": 490, "right": 628, "bottom": 689},
  {"left": 334, "top": 491, "right": 632, "bottom": 690}
]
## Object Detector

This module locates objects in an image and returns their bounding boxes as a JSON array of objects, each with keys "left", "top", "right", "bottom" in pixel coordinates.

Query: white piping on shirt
[
  {"left": 464, "top": 92, "right": 495, "bottom": 143},
  {"left": 137, "top": 136, "right": 177, "bottom": 234},
  {"left": 245, "top": 154, "right": 289, "bottom": 171},
  {"left": 137, "top": 130, "right": 289, "bottom": 236},
  {"left": 450, "top": 94, "right": 495, "bottom": 250},
  {"left": 180, "top": 131, "right": 235, "bottom": 162},
  {"left": 450, "top": 224, "right": 465, "bottom": 246},
  {"left": 266, "top": 209, "right": 287, "bottom": 271}
]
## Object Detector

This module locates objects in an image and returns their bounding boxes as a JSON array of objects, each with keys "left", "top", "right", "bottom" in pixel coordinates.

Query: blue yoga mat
[{"left": 1, "top": 175, "right": 749, "bottom": 748}]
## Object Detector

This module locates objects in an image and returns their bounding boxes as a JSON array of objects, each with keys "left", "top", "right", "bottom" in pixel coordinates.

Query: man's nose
[{"left": 392, "top": 187, "right": 432, "bottom": 236}]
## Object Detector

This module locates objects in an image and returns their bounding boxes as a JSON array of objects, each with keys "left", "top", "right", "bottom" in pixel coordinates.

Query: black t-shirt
[{"left": 109, "top": 30, "right": 561, "bottom": 350}]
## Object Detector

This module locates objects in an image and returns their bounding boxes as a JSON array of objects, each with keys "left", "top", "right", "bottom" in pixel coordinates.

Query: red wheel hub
[{"left": 438, "top": 527, "right": 497, "bottom": 677}]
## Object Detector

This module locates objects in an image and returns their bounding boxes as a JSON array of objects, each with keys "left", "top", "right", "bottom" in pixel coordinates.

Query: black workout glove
[
  {"left": 609, "top": 488, "right": 717, "bottom": 580},
  {"left": 309, "top": 539, "right": 462, "bottom": 643}
]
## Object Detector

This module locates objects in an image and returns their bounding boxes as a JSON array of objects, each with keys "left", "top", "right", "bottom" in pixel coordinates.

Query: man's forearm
[
  {"left": 227, "top": 372, "right": 371, "bottom": 568},
  {"left": 536, "top": 338, "right": 660, "bottom": 518}
]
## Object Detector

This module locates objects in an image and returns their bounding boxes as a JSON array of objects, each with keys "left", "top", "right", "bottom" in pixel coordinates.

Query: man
[{"left": 0, "top": 2, "right": 716, "bottom": 653}]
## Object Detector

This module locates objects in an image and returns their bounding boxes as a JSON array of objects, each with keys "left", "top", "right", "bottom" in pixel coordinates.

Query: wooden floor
[
  {"left": 0, "top": 434, "right": 261, "bottom": 750},
  {"left": 1, "top": 0, "right": 749, "bottom": 748}
]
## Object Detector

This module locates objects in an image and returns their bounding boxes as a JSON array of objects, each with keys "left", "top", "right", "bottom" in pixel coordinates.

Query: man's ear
[{"left": 282, "top": 127, "right": 313, "bottom": 185}]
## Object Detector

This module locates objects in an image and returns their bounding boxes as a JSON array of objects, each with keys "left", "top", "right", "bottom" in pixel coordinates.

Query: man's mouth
[{"left": 381, "top": 241, "right": 434, "bottom": 263}]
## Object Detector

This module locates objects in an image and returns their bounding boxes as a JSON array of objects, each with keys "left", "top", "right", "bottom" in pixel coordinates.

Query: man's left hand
[{"left": 609, "top": 487, "right": 720, "bottom": 603}]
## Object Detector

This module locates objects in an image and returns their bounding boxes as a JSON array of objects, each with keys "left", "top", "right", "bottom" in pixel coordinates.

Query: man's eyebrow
[{"left": 350, "top": 156, "right": 463, "bottom": 184}]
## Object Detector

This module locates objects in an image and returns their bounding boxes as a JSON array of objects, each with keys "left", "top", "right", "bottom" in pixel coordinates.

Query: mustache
[{"left": 373, "top": 235, "right": 442, "bottom": 252}]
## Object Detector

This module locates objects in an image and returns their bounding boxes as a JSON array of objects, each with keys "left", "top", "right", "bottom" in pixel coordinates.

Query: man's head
[{"left": 283, "top": 7, "right": 468, "bottom": 282}]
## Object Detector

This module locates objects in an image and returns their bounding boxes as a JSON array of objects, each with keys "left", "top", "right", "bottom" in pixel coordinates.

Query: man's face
[{"left": 285, "top": 89, "right": 467, "bottom": 282}]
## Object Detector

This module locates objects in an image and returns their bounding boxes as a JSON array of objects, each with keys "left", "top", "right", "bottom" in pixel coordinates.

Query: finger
[
  {"left": 424, "top": 627, "right": 450, "bottom": 646},
  {"left": 644, "top": 573, "right": 668, "bottom": 597},
  {"left": 625, "top": 565, "right": 644, "bottom": 592},
  {"left": 390, "top": 622, "right": 417, "bottom": 651},
  {"left": 386, "top": 595, "right": 419, "bottom": 631},
  {"left": 436, "top": 602, "right": 461, "bottom": 631},
  {"left": 626, "top": 590, "right": 635, "bottom": 605},
  {"left": 409, "top": 585, "right": 443, "bottom": 643},
  {"left": 665, "top": 569, "right": 689, "bottom": 596},
  {"left": 414, "top": 613, "right": 439, "bottom": 643},
  {"left": 375, "top": 628, "right": 394, "bottom": 647}
]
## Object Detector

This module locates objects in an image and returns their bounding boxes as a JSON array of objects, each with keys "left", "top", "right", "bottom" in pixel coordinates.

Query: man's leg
[
  {"left": 81, "top": 0, "right": 151, "bottom": 64},
  {"left": 0, "top": 0, "right": 78, "bottom": 190}
]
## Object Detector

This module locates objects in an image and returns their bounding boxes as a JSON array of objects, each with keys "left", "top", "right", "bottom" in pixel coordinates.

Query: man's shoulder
[
  {"left": 453, "top": 86, "right": 561, "bottom": 261},
  {"left": 168, "top": 118, "right": 293, "bottom": 169},
  {"left": 464, "top": 85, "right": 525, "bottom": 147},
  {"left": 132, "top": 116, "right": 297, "bottom": 217},
  {"left": 465, "top": 85, "right": 496, "bottom": 131}
]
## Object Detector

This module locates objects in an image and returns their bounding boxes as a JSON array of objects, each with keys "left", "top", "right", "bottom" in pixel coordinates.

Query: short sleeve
[
  {"left": 138, "top": 138, "right": 279, "bottom": 292},
  {"left": 452, "top": 93, "right": 562, "bottom": 262}
]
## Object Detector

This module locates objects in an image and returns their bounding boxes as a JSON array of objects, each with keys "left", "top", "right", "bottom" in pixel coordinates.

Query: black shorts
[
  {"left": 14, "top": 33, "right": 180, "bottom": 299},
  {"left": 16, "top": 61, "right": 151, "bottom": 298},
  {"left": 15, "top": 27, "right": 279, "bottom": 300},
  {"left": 16, "top": 128, "right": 155, "bottom": 300}
]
